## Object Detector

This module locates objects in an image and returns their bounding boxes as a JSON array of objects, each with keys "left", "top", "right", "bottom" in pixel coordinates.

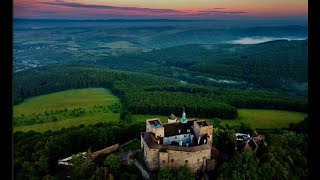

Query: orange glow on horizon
[{"left": 14, "top": 0, "right": 308, "bottom": 19}]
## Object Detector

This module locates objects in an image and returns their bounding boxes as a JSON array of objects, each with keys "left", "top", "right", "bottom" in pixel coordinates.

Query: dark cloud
[
  {"left": 197, "top": 10, "right": 248, "bottom": 14},
  {"left": 213, "top": 8, "right": 226, "bottom": 10},
  {"left": 39, "top": 1, "right": 184, "bottom": 14}
]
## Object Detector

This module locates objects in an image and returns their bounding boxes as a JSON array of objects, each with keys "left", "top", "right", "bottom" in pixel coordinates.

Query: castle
[{"left": 140, "top": 109, "right": 217, "bottom": 173}]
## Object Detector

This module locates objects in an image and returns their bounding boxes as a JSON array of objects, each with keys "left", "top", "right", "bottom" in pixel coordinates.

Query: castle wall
[
  {"left": 142, "top": 139, "right": 211, "bottom": 173},
  {"left": 142, "top": 140, "right": 160, "bottom": 171},
  {"left": 205, "top": 159, "right": 217, "bottom": 172},
  {"left": 193, "top": 121, "right": 201, "bottom": 139},
  {"left": 200, "top": 126, "right": 214, "bottom": 145},
  {"left": 166, "top": 149, "right": 211, "bottom": 173},
  {"left": 152, "top": 127, "right": 164, "bottom": 138},
  {"left": 168, "top": 119, "right": 177, "bottom": 124},
  {"left": 163, "top": 133, "right": 195, "bottom": 146},
  {"left": 159, "top": 152, "right": 169, "bottom": 170},
  {"left": 146, "top": 121, "right": 164, "bottom": 138},
  {"left": 92, "top": 143, "right": 119, "bottom": 159},
  {"left": 193, "top": 121, "right": 214, "bottom": 145}
]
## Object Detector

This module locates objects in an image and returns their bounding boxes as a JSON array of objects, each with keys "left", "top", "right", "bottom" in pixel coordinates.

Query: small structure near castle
[{"left": 140, "top": 109, "right": 216, "bottom": 173}]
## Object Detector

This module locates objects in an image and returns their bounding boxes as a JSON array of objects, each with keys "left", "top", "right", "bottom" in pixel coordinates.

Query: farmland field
[
  {"left": 14, "top": 88, "right": 121, "bottom": 132},
  {"left": 14, "top": 88, "right": 307, "bottom": 132},
  {"left": 219, "top": 109, "right": 307, "bottom": 129},
  {"left": 14, "top": 88, "right": 118, "bottom": 116}
]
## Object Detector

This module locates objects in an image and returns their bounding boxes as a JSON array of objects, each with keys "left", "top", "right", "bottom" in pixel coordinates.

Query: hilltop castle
[{"left": 140, "top": 109, "right": 217, "bottom": 173}]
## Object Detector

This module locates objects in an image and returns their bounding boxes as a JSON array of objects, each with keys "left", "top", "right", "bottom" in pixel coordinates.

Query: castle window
[
  {"left": 162, "top": 160, "right": 165, "bottom": 163},
  {"left": 184, "top": 135, "right": 186, "bottom": 137},
  {"left": 185, "top": 160, "right": 188, "bottom": 163},
  {"left": 175, "top": 136, "right": 177, "bottom": 139},
  {"left": 171, "top": 159, "right": 174, "bottom": 162}
]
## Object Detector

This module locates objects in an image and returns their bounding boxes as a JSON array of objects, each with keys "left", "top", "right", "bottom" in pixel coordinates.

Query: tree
[
  {"left": 238, "top": 122, "right": 254, "bottom": 134},
  {"left": 214, "top": 129, "right": 236, "bottom": 157},
  {"left": 70, "top": 153, "right": 95, "bottom": 180},
  {"left": 103, "top": 154, "right": 121, "bottom": 175},
  {"left": 218, "top": 151, "right": 258, "bottom": 180},
  {"left": 158, "top": 168, "right": 175, "bottom": 180},
  {"left": 176, "top": 166, "right": 193, "bottom": 180},
  {"left": 120, "top": 110, "right": 132, "bottom": 122},
  {"left": 90, "top": 167, "right": 108, "bottom": 180}
]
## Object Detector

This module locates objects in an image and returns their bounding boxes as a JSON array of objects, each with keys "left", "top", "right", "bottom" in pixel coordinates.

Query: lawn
[
  {"left": 14, "top": 88, "right": 120, "bottom": 132},
  {"left": 132, "top": 110, "right": 307, "bottom": 129},
  {"left": 14, "top": 113, "right": 120, "bottom": 132},
  {"left": 14, "top": 88, "right": 118, "bottom": 116},
  {"left": 218, "top": 109, "right": 307, "bottom": 129}
]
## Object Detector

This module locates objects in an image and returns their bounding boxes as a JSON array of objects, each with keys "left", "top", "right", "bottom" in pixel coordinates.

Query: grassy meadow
[
  {"left": 14, "top": 88, "right": 120, "bottom": 132},
  {"left": 14, "top": 88, "right": 307, "bottom": 132},
  {"left": 219, "top": 109, "right": 307, "bottom": 129},
  {"left": 14, "top": 88, "right": 118, "bottom": 116}
]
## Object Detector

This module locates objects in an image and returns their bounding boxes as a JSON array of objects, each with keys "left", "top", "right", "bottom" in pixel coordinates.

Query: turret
[
  {"left": 168, "top": 114, "right": 177, "bottom": 124},
  {"left": 181, "top": 107, "right": 188, "bottom": 124}
]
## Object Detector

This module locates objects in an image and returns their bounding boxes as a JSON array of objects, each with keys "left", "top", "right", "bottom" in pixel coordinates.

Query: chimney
[{"left": 198, "top": 137, "right": 201, "bottom": 145}]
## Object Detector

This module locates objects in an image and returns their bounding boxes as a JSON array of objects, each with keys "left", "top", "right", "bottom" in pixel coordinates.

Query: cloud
[
  {"left": 38, "top": 1, "right": 247, "bottom": 16},
  {"left": 227, "top": 37, "right": 307, "bottom": 44},
  {"left": 38, "top": 1, "right": 184, "bottom": 14},
  {"left": 196, "top": 10, "right": 248, "bottom": 15}
]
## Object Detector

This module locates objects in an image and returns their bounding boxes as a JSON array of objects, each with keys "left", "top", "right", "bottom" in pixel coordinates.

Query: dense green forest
[
  {"left": 14, "top": 122, "right": 145, "bottom": 179},
  {"left": 73, "top": 40, "right": 308, "bottom": 96},
  {"left": 217, "top": 130, "right": 308, "bottom": 180},
  {"left": 14, "top": 119, "right": 308, "bottom": 179},
  {"left": 14, "top": 66, "right": 307, "bottom": 120}
]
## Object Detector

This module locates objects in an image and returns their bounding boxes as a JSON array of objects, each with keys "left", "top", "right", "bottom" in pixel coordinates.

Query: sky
[{"left": 14, "top": 0, "right": 308, "bottom": 20}]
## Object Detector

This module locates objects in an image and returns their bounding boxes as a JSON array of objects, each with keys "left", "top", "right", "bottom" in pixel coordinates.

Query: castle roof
[
  {"left": 142, "top": 132, "right": 211, "bottom": 152},
  {"left": 169, "top": 114, "right": 176, "bottom": 120},
  {"left": 163, "top": 119, "right": 196, "bottom": 137}
]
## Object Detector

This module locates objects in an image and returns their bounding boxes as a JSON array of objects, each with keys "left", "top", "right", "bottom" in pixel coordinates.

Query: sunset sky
[{"left": 14, "top": 0, "right": 308, "bottom": 20}]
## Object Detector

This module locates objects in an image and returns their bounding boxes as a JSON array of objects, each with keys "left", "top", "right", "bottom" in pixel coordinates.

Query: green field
[
  {"left": 14, "top": 88, "right": 118, "bottom": 116},
  {"left": 14, "top": 89, "right": 307, "bottom": 132},
  {"left": 134, "top": 110, "right": 307, "bottom": 129},
  {"left": 14, "top": 88, "right": 121, "bottom": 132},
  {"left": 219, "top": 109, "right": 307, "bottom": 129}
]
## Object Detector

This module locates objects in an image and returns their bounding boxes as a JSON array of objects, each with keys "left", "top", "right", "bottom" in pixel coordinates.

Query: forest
[
  {"left": 76, "top": 40, "right": 308, "bottom": 97},
  {"left": 14, "top": 66, "right": 307, "bottom": 120},
  {"left": 14, "top": 118, "right": 308, "bottom": 179}
]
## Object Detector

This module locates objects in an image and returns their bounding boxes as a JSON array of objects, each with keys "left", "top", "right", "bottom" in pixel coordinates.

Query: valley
[{"left": 13, "top": 19, "right": 309, "bottom": 180}]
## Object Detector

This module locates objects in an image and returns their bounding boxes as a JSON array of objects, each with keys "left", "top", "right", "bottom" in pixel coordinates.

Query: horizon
[
  {"left": 13, "top": 17, "right": 308, "bottom": 26},
  {"left": 15, "top": 0, "right": 307, "bottom": 21}
]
